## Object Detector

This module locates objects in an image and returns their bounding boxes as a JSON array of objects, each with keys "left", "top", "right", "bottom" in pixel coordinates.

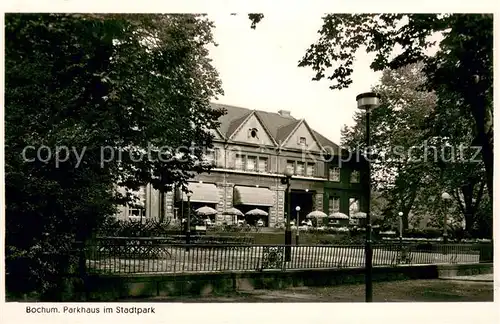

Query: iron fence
[{"left": 85, "top": 239, "right": 492, "bottom": 275}]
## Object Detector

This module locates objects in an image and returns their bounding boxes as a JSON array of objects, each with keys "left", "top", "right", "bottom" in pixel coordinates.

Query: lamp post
[
  {"left": 295, "top": 206, "right": 301, "bottom": 245},
  {"left": 398, "top": 211, "right": 404, "bottom": 255},
  {"left": 441, "top": 192, "right": 452, "bottom": 244},
  {"left": 281, "top": 168, "right": 293, "bottom": 262},
  {"left": 186, "top": 192, "right": 192, "bottom": 252},
  {"left": 356, "top": 91, "right": 381, "bottom": 303},
  {"left": 174, "top": 207, "right": 179, "bottom": 221}
]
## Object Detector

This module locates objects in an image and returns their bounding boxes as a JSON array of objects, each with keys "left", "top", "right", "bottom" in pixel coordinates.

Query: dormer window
[
  {"left": 249, "top": 128, "right": 259, "bottom": 138},
  {"left": 299, "top": 137, "right": 307, "bottom": 145}
]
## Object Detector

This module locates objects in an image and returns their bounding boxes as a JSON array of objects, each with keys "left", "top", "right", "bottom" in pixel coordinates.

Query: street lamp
[
  {"left": 398, "top": 211, "right": 404, "bottom": 250},
  {"left": 295, "top": 206, "right": 301, "bottom": 245},
  {"left": 281, "top": 167, "right": 293, "bottom": 261},
  {"left": 356, "top": 91, "right": 381, "bottom": 303},
  {"left": 186, "top": 191, "right": 192, "bottom": 251},
  {"left": 441, "top": 192, "right": 452, "bottom": 244}
]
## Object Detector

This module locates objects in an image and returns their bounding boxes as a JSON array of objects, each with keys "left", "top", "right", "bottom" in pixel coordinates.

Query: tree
[
  {"left": 341, "top": 63, "right": 437, "bottom": 229},
  {"left": 341, "top": 62, "right": 489, "bottom": 236},
  {"left": 5, "top": 13, "right": 224, "bottom": 299},
  {"left": 298, "top": 14, "right": 493, "bottom": 201},
  {"left": 420, "top": 90, "right": 489, "bottom": 236}
]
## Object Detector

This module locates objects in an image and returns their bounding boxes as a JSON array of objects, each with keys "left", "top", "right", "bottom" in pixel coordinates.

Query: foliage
[
  {"left": 5, "top": 13, "right": 224, "bottom": 298},
  {"left": 341, "top": 62, "right": 489, "bottom": 236},
  {"left": 248, "top": 13, "right": 264, "bottom": 29},
  {"left": 248, "top": 14, "right": 492, "bottom": 236},
  {"left": 298, "top": 14, "right": 493, "bottom": 202},
  {"left": 342, "top": 63, "right": 437, "bottom": 228}
]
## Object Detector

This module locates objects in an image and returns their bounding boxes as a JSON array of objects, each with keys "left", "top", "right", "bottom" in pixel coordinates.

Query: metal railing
[{"left": 85, "top": 240, "right": 492, "bottom": 275}]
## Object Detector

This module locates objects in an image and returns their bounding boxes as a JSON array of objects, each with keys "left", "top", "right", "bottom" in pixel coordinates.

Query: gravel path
[{"left": 123, "top": 276, "right": 494, "bottom": 302}]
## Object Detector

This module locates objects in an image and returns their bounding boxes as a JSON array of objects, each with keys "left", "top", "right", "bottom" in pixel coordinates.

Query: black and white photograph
[{"left": 1, "top": 5, "right": 497, "bottom": 321}]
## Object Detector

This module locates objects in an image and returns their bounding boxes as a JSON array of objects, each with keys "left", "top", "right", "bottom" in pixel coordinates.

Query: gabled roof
[
  {"left": 212, "top": 102, "right": 250, "bottom": 137},
  {"left": 276, "top": 120, "right": 301, "bottom": 144},
  {"left": 227, "top": 110, "right": 278, "bottom": 146},
  {"left": 254, "top": 110, "right": 296, "bottom": 138},
  {"left": 302, "top": 120, "right": 326, "bottom": 151},
  {"left": 226, "top": 112, "right": 252, "bottom": 138},
  {"left": 210, "top": 102, "right": 340, "bottom": 152}
]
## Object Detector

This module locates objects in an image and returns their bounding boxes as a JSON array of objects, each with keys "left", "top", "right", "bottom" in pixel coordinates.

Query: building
[{"left": 116, "top": 103, "right": 366, "bottom": 227}]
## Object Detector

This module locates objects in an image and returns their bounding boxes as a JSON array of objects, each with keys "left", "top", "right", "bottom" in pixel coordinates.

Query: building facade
[{"left": 116, "top": 103, "right": 366, "bottom": 227}]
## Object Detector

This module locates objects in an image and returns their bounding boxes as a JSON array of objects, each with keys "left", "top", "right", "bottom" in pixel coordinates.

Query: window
[
  {"left": 328, "top": 196, "right": 340, "bottom": 214},
  {"left": 329, "top": 167, "right": 340, "bottom": 181},
  {"left": 249, "top": 128, "right": 259, "bottom": 138},
  {"left": 350, "top": 170, "right": 360, "bottom": 183},
  {"left": 128, "top": 187, "right": 146, "bottom": 220},
  {"left": 233, "top": 153, "right": 270, "bottom": 173},
  {"left": 205, "top": 149, "right": 216, "bottom": 165},
  {"left": 235, "top": 154, "right": 244, "bottom": 170},
  {"left": 349, "top": 198, "right": 359, "bottom": 216},
  {"left": 296, "top": 162, "right": 305, "bottom": 175},
  {"left": 128, "top": 208, "right": 146, "bottom": 218},
  {"left": 258, "top": 157, "right": 268, "bottom": 173},
  {"left": 246, "top": 156, "right": 257, "bottom": 171},
  {"left": 299, "top": 137, "right": 307, "bottom": 145},
  {"left": 286, "top": 161, "right": 295, "bottom": 174},
  {"left": 306, "top": 163, "right": 316, "bottom": 177}
]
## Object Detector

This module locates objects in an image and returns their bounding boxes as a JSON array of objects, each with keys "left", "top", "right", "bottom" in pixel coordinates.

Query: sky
[{"left": 207, "top": 13, "right": 382, "bottom": 145}]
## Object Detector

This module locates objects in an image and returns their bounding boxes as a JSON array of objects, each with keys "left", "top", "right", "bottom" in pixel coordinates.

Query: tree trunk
[
  {"left": 468, "top": 92, "right": 493, "bottom": 202},
  {"left": 480, "top": 131, "right": 493, "bottom": 201},
  {"left": 464, "top": 213, "right": 475, "bottom": 234}
]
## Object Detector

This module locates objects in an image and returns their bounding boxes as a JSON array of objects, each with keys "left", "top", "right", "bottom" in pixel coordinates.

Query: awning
[
  {"left": 233, "top": 186, "right": 274, "bottom": 207},
  {"left": 180, "top": 183, "right": 219, "bottom": 204}
]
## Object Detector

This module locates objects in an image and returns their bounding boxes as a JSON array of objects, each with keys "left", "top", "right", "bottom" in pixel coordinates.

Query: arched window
[{"left": 249, "top": 128, "right": 258, "bottom": 138}]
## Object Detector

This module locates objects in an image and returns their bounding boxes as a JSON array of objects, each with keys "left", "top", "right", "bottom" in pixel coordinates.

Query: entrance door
[{"left": 286, "top": 190, "right": 314, "bottom": 225}]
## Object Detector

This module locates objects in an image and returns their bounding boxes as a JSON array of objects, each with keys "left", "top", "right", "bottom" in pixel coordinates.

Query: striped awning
[
  {"left": 180, "top": 183, "right": 219, "bottom": 204},
  {"left": 233, "top": 186, "right": 274, "bottom": 207}
]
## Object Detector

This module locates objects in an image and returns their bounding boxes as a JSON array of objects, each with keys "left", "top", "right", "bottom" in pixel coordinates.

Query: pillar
[
  {"left": 273, "top": 186, "right": 286, "bottom": 227},
  {"left": 314, "top": 192, "right": 324, "bottom": 212},
  {"left": 216, "top": 182, "right": 234, "bottom": 225},
  {"left": 164, "top": 190, "right": 175, "bottom": 221}
]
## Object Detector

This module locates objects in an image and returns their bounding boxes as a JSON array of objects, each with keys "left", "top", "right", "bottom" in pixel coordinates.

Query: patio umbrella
[
  {"left": 195, "top": 206, "right": 218, "bottom": 216},
  {"left": 223, "top": 207, "right": 244, "bottom": 217},
  {"left": 245, "top": 208, "right": 268, "bottom": 217},
  {"left": 329, "top": 212, "right": 349, "bottom": 219},
  {"left": 352, "top": 211, "right": 367, "bottom": 219},
  {"left": 306, "top": 210, "right": 328, "bottom": 219},
  {"left": 223, "top": 207, "right": 244, "bottom": 225}
]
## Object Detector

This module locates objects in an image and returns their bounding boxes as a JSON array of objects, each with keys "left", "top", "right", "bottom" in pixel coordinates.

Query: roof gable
[
  {"left": 276, "top": 120, "right": 301, "bottom": 144},
  {"left": 226, "top": 112, "right": 252, "bottom": 138},
  {"left": 210, "top": 102, "right": 340, "bottom": 153},
  {"left": 209, "top": 128, "right": 225, "bottom": 141},
  {"left": 229, "top": 111, "right": 277, "bottom": 146},
  {"left": 211, "top": 103, "right": 250, "bottom": 137},
  {"left": 281, "top": 120, "right": 324, "bottom": 152},
  {"left": 255, "top": 110, "right": 296, "bottom": 139}
]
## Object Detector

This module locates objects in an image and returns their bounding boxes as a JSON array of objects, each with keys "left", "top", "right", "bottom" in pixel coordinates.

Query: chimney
[{"left": 278, "top": 110, "right": 291, "bottom": 117}]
